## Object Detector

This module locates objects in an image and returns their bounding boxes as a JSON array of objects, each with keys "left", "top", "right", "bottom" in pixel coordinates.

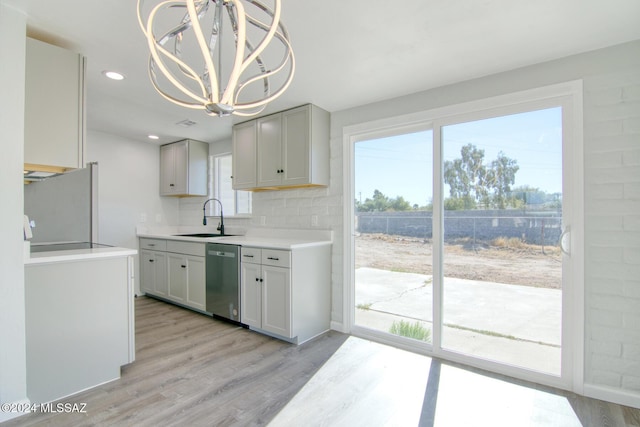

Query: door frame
[{"left": 342, "top": 80, "right": 584, "bottom": 392}]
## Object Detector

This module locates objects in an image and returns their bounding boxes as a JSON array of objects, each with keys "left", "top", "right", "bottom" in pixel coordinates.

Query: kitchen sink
[{"left": 173, "top": 233, "right": 234, "bottom": 238}]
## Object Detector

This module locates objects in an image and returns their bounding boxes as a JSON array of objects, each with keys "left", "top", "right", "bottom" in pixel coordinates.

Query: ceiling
[{"left": 11, "top": 0, "right": 640, "bottom": 145}]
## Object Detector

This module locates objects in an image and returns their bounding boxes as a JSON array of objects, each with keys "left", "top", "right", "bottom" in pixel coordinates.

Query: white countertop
[
  {"left": 25, "top": 246, "right": 137, "bottom": 265},
  {"left": 137, "top": 227, "right": 333, "bottom": 250}
]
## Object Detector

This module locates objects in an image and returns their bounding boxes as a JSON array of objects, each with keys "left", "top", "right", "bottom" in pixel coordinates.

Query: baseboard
[
  {"left": 583, "top": 383, "right": 640, "bottom": 409},
  {"left": 0, "top": 398, "right": 32, "bottom": 423},
  {"left": 330, "top": 320, "right": 347, "bottom": 333}
]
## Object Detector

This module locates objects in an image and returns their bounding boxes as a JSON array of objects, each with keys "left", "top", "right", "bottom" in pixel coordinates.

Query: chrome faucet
[{"left": 202, "top": 198, "right": 225, "bottom": 235}]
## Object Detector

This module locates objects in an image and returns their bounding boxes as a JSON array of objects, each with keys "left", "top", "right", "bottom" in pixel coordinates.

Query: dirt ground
[{"left": 355, "top": 233, "right": 562, "bottom": 289}]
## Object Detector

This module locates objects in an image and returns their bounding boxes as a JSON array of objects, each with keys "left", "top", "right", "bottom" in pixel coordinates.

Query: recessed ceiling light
[
  {"left": 148, "top": 135, "right": 159, "bottom": 140},
  {"left": 103, "top": 70, "right": 125, "bottom": 81}
]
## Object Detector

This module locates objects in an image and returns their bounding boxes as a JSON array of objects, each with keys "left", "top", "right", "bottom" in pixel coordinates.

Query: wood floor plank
[{"left": 4, "top": 296, "right": 639, "bottom": 427}]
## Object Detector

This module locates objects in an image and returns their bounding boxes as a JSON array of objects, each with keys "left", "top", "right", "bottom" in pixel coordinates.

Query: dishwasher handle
[{"left": 208, "top": 250, "right": 236, "bottom": 258}]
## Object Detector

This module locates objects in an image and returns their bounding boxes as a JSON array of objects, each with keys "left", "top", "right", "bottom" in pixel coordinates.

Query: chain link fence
[{"left": 356, "top": 210, "right": 562, "bottom": 245}]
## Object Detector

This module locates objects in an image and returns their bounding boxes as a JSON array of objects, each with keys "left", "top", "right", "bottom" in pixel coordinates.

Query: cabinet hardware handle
[
  {"left": 267, "top": 257, "right": 279, "bottom": 261},
  {"left": 181, "top": 265, "right": 186, "bottom": 268},
  {"left": 149, "top": 259, "right": 154, "bottom": 263},
  {"left": 148, "top": 244, "right": 155, "bottom": 247},
  {"left": 243, "top": 254, "right": 254, "bottom": 258},
  {"left": 255, "top": 278, "right": 259, "bottom": 282},
  {"left": 559, "top": 226, "right": 571, "bottom": 256},
  {"left": 169, "top": 184, "right": 175, "bottom": 187},
  {"left": 260, "top": 278, "right": 264, "bottom": 282}
]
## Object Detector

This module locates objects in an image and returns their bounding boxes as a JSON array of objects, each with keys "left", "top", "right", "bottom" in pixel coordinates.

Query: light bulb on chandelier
[{"left": 137, "top": 0, "right": 295, "bottom": 117}]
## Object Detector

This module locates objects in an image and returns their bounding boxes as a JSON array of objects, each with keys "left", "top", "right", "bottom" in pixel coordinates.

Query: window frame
[{"left": 209, "top": 152, "right": 252, "bottom": 217}]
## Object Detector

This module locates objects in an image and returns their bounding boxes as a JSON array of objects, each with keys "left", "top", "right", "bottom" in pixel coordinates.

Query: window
[{"left": 211, "top": 153, "right": 252, "bottom": 216}]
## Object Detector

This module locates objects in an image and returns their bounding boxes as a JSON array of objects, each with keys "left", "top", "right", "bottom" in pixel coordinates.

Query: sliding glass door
[
  {"left": 353, "top": 130, "right": 433, "bottom": 345},
  {"left": 440, "top": 108, "right": 564, "bottom": 375},
  {"left": 347, "top": 83, "right": 582, "bottom": 387}
]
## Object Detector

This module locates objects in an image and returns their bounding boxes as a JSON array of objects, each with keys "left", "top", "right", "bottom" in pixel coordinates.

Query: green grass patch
[{"left": 389, "top": 320, "right": 431, "bottom": 342}]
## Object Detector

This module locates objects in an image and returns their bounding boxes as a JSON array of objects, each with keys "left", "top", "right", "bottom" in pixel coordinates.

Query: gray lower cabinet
[
  {"left": 167, "top": 252, "right": 206, "bottom": 311},
  {"left": 140, "top": 249, "right": 167, "bottom": 298},
  {"left": 240, "top": 244, "right": 331, "bottom": 344},
  {"left": 140, "top": 237, "right": 332, "bottom": 345},
  {"left": 140, "top": 238, "right": 206, "bottom": 312},
  {"left": 241, "top": 248, "right": 291, "bottom": 337}
]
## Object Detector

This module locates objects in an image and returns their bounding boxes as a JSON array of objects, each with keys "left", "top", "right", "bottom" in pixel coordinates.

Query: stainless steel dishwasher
[{"left": 206, "top": 243, "right": 241, "bottom": 324}]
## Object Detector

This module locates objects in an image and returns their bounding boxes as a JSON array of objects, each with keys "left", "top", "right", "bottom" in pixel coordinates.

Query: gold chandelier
[{"left": 137, "top": 0, "right": 295, "bottom": 117}]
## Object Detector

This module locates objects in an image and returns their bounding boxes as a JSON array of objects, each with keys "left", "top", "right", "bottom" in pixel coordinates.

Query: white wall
[
  {"left": 0, "top": 2, "right": 28, "bottom": 419},
  {"left": 86, "top": 130, "right": 179, "bottom": 294}
]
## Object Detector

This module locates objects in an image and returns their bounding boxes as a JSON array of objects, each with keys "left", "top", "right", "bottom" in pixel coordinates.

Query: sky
[{"left": 354, "top": 107, "right": 563, "bottom": 208}]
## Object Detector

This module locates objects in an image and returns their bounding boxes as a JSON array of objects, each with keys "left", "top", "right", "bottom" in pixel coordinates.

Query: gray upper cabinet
[
  {"left": 231, "top": 120, "right": 258, "bottom": 190},
  {"left": 24, "top": 38, "right": 85, "bottom": 171},
  {"left": 160, "top": 139, "right": 208, "bottom": 196},
  {"left": 232, "top": 104, "right": 329, "bottom": 190}
]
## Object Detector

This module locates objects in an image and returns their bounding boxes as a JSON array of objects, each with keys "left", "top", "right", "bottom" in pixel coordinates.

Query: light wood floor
[{"left": 4, "top": 296, "right": 639, "bottom": 426}]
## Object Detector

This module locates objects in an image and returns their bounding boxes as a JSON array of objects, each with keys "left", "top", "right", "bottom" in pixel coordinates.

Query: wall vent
[{"left": 176, "top": 119, "right": 197, "bottom": 127}]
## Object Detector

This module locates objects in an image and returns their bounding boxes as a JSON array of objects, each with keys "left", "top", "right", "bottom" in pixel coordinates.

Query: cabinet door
[
  {"left": 240, "top": 262, "right": 262, "bottom": 328},
  {"left": 141, "top": 250, "right": 167, "bottom": 297},
  {"left": 154, "top": 252, "right": 168, "bottom": 297},
  {"left": 160, "top": 141, "right": 188, "bottom": 195},
  {"left": 159, "top": 144, "right": 176, "bottom": 195},
  {"left": 167, "top": 254, "right": 187, "bottom": 302},
  {"left": 172, "top": 140, "right": 189, "bottom": 194},
  {"left": 232, "top": 121, "right": 257, "bottom": 190},
  {"left": 25, "top": 38, "right": 84, "bottom": 169},
  {"left": 140, "top": 250, "right": 156, "bottom": 294},
  {"left": 186, "top": 255, "right": 206, "bottom": 311},
  {"left": 262, "top": 265, "right": 291, "bottom": 337},
  {"left": 256, "top": 114, "right": 282, "bottom": 187},
  {"left": 281, "top": 106, "right": 310, "bottom": 186}
]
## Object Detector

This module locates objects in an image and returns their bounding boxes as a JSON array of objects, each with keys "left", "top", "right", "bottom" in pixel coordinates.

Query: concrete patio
[{"left": 355, "top": 267, "right": 562, "bottom": 375}]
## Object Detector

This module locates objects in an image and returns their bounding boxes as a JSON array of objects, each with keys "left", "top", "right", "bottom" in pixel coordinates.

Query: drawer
[
  {"left": 240, "top": 247, "right": 261, "bottom": 264},
  {"left": 261, "top": 249, "right": 290, "bottom": 268},
  {"left": 140, "top": 238, "right": 167, "bottom": 251},
  {"left": 166, "top": 240, "right": 205, "bottom": 257}
]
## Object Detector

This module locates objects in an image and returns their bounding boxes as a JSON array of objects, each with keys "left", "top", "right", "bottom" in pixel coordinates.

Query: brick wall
[{"left": 584, "top": 68, "right": 640, "bottom": 393}]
